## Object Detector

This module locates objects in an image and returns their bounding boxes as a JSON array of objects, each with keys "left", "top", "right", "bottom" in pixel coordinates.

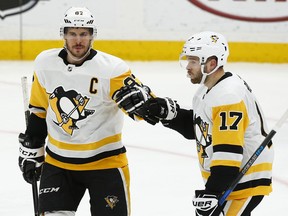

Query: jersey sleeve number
[{"left": 219, "top": 111, "right": 243, "bottom": 130}]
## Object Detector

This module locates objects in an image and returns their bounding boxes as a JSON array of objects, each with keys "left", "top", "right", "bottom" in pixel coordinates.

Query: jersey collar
[{"left": 58, "top": 48, "right": 97, "bottom": 66}]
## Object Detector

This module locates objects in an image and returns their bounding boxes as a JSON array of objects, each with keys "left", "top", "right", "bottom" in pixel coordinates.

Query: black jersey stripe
[
  {"left": 213, "top": 144, "right": 243, "bottom": 154},
  {"left": 255, "top": 102, "right": 273, "bottom": 148},
  {"left": 46, "top": 146, "right": 126, "bottom": 164},
  {"left": 234, "top": 178, "right": 272, "bottom": 191},
  {"left": 29, "top": 104, "right": 46, "bottom": 111}
]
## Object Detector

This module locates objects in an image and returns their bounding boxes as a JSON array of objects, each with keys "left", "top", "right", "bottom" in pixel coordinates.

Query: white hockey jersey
[
  {"left": 193, "top": 72, "right": 274, "bottom": 200},
  {"left": 29, "top": 48, "right": 143, "bottom": 170}
]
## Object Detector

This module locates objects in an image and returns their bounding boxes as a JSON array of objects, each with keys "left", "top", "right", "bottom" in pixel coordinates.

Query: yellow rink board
[{"left": 0, "top": 40, "right": 287, "bottom": 63}]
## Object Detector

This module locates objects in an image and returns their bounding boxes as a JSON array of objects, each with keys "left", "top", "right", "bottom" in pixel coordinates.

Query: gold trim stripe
[
  {"left": 245, "top": 163, "right": 273, "bottom": 175},
  {"left": 201, "top": 163, "right": 272, "bottom": 179},
  {"left": 48, "top": 133, "right": 122, "bottom": 151},
  {"left": 0, "top": 40, "right": 287, "bottom": 63},
  {"left": 45, "top": 153, "right": 128, "bottom": 170},
  {"left": 228, "top": 185, "right": 272, "bottom": 200}
]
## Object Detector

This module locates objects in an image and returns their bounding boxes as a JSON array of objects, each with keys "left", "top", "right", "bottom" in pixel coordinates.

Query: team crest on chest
[
  {"left": 194, "top": 116, "right": 212, "bottom": 159},
  {"left": 49, "top": 86, "right": 95, "bottom": 135}
]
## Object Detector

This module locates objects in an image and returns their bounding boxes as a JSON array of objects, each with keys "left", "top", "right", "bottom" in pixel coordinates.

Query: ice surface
[{"left": 0, "top": 60, "right": 287, "bottom": 215}]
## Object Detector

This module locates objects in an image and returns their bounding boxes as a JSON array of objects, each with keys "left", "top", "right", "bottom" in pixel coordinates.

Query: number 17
[{"left": 219, "top": 111, "right": 243, "bottom": 131}]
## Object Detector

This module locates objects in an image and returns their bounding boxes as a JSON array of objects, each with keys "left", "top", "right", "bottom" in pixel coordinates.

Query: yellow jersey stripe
[
  {"left": 201, "top": 163, "right": 272, "bottom": 180},
  {"left": 45, "top": 153, "right": 128, "bottom": 170},
  {"left": 228, "top": 185, "right": 272, "bottom": 200},
  {"left": 245, "top": 163, "right": 273, "bottom": 175},
  {"left": 48, "top": 133, "right": 122, "bottom": 151}
]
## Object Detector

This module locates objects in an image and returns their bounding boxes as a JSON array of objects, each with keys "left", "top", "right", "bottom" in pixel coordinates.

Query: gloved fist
[
  {"left": 18, "top": 133, "right": 45, "bottom": 184},
  {"left": 112, "top": 85, "right": 159, "bottom": 125},
  {"left": 113, "top": 85, "right": 149, "bottom": 114},
  {"left": 192, "top": 190, "right": 223, "bottom": 216},
  {"left": 142, "top": 97, "right": 178, "bottom": 120}
]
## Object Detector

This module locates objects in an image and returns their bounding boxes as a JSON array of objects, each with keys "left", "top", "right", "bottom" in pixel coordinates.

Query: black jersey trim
[
  {"left": 206, "top": 72, "right": 233, "bottom": 94},
  {"left": 213, "top": 144, "right": 243, "bottom": 154},
  {"left": 46, "top": 146, "right": 126, "bottom": 164},
  {"left": 234, "top": 178, "right": 272, "bottom": 191},
  {"left": 58, "top": 48, "right": 97, "bottom": 66},
  {"left": 216, "top": 72, "right": 233, "bottom": 84},
  {"left": 255, "top": 102, "right": 273, "bottom": 148},
  {"left": 29, "top": 104, "right": 46, "bottom": 111}
]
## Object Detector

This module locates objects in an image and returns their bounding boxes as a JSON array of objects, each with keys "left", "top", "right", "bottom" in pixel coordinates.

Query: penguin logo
[
  {"left": 210, "top": 35, "right": 219, "bottom": 44},
  {"left": 104, "top": 195, "right": 119, "bottom": 209},
  {"left": 194, "top": 116, "right": 212, "bottom": 166},
  {"left": 49, "top": 86, "right": 95, "bottom": 135}
]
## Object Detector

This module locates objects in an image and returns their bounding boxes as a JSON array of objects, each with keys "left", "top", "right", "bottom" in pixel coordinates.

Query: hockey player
[
  {"left": 18, "top": 6, "right": 156, "bottom": 216},
  {"left": 115, "top": 31, "right": 274, "bottom": 215}
]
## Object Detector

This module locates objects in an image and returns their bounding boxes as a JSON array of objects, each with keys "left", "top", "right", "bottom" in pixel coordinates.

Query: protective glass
[{"left": 179, "top": 54, "right": 200, "bottom": 68}]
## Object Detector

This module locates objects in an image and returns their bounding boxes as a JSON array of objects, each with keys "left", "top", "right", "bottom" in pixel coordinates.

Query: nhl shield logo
[{"left": 0, "top": 0, "right": 39, "bottom": 20}]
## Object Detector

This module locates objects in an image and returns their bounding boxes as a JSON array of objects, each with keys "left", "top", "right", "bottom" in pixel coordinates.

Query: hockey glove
[
  {"left": 193, "top": 190, "right": 224, "bottom": 216},
  {"left": 142, "top": 97, "right": 178, "bottom": 120},
  {"left": 113, "top": 85, "right": 159, "bottom": 125},
  {"left": 18, "top": 133, "right": 45, "bottom": 184}
]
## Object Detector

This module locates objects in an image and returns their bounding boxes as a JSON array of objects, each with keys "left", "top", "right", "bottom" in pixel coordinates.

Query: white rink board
[{"left": 0, "top": 0, "right": 287, "bottom": 42}]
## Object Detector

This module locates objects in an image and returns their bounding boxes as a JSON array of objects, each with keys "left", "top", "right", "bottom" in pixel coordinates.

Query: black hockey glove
[
  {"left": 113, "top": 85, "right": 159, "bottom": 125},
  {"left": 141, "top": 97, "right": 179, "bottom": 120},
  {"left": 193, "top": 190, "right": 224, "bottom": 216},
  {"left": 113, "top": 85, "right": 149, "bottom": 113},
  {"left": 18, "top": 133, "right": 45, "bottom": 184}
]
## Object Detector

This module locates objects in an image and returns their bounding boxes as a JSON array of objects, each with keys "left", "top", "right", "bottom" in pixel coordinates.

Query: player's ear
[{"left": 207, "top": 56, "right": 218, "bottom": 72}]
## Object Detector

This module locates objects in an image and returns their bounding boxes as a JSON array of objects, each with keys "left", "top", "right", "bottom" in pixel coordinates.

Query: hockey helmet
[
  {"left": 60, "top": 7, "right": 97, "bottom": 38},
  {"left": 180, "top": 31, "right": 229, "bottom": 69}
]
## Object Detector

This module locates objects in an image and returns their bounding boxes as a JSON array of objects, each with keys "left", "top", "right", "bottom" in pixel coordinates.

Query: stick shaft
[
  {"left": 21, "top": 76, "right": 30, "bottom": 126},
  {"left": 219, "top": 108, "right": 288, "bottom": 206},
  {"left": 21, "top": 76, "right": 39, "bottom": 216}
]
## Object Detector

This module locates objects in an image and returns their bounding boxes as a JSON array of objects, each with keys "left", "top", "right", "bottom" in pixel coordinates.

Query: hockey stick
[
  {"left": 21, "top": 76, "right": 39, "bottom": 216},
  {"left": 218, "top": 108, "right": 288, "bottom": 206}
]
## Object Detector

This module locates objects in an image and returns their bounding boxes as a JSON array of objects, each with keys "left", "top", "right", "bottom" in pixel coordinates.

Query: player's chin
[
  {"left": 72, "top": 50, "right": 85, "bottom": 58},
  {"left": 190, "top": 78, "right": 200, "bottom": 84},
  {"left": 74, "top": 48, "right": 84, "bottom": 54}
]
